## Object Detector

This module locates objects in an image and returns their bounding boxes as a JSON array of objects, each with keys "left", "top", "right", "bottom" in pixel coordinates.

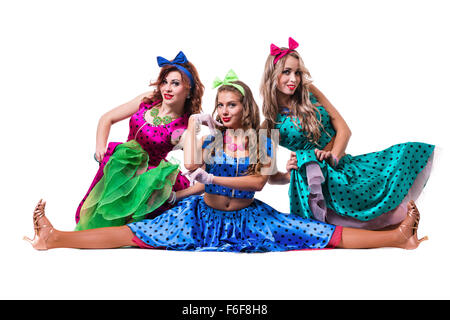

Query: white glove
[
  {"left": 191, "top": 113, "right": 222, "bottom": 132},
  {"left": 183, "top": 167, "right": 214, "bottom": 185}
]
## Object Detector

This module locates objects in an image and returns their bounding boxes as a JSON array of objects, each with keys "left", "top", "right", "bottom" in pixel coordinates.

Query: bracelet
[
  {"left": 331, "top": 155, "right": 339, "bottom": 167},
  {"left": 94, "top": 153, "right": 100, "bottom": 163}
]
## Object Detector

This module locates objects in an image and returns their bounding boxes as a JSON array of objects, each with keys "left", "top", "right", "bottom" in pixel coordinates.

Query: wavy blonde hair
[
  {"left": 212, "top": 81, "right": 271, "bottom": 175},
  {"left": 260, "top": 50, "right": 323, "bottom": 144}
]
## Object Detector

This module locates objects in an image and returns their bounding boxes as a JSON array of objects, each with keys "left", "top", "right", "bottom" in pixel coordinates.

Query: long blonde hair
[
  {"left": 212, "top": 81, "right": 270, "bottom": 175},
  {"left": 260, "top": 50, "right": 323, "bottom": 144}
]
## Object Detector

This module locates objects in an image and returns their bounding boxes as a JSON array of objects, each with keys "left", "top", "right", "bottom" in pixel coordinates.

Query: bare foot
[
  {"left": 397, "top": 200, "right": 428, "bottom": 250},
  {"left": 23, "top": 199, "right": 54, "bottom": 250}
]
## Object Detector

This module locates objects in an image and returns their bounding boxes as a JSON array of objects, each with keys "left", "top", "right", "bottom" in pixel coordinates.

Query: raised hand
[
  {"left": 191, "top": 113, "right": 222, "bottom": 132},
  {"left": 182, "top": 167, "right": 214, "bottom": 185}
]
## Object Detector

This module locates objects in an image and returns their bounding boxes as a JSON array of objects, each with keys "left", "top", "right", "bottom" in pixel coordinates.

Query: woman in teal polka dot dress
[{"left": 261, "top": 38, "right": 434, "bottom": 229}]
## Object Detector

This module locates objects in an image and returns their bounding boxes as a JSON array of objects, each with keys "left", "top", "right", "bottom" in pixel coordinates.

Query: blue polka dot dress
[
  {"left": 127, "top": 196, "right": 341, "bottom": 252},
  {"left": 126, "top": 134, "right": 342, "bottom": 252}
]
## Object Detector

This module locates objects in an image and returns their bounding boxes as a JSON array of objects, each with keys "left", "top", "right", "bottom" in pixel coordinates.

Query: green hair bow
[{"left": 212, "top": 69, "right": 245, "bottom": 96}]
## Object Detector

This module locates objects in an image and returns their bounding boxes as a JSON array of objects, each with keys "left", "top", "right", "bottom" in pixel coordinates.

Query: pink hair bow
[{"left": 270, "top": 37, "right": 299, "bottom": 64}]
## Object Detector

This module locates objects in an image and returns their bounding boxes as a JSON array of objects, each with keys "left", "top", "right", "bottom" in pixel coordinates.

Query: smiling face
[
  {"left": 216, "top": 90, "right": 244, "bottom": 130},
  {"left": 276, "top": 55, "right": 302, "bottom": 97},
  {"left": 159, "top": 70, "right": 190, "bottom": 106}
]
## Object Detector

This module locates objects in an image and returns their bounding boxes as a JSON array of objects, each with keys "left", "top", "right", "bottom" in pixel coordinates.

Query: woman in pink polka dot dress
[{"left": 75, "top": 51, "right": 205, "bottom": 230}]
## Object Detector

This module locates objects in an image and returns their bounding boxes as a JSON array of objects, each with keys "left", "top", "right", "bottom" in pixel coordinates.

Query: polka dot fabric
[
  {"left": 127, "top": 101, "right": 189, "bottom": 167},
  {"left": 202, "top": 135, "right": 273, "bottom": 199},
  {"left": 75, "top": 100, "right": 191, "bottom": 224},
  {"left": 276, "top": 96, "right": 336, "bottom": 153},
  {"left": 128, "top": 195, "right": 341, "bottom": 252},
  {"left": 276, "top": 94, "right": 435, "bottom": 222}
]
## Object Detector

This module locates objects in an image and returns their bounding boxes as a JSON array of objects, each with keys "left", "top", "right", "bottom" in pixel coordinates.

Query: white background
[{"left": 1, "top": 0, "right": 449, "bottom": 299}]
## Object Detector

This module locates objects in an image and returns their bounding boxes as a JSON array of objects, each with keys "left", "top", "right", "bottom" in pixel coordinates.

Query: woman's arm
[
  {"left": 186, "top": 159, "right": 273, "bottom": 192},
  {"left": 212, "top": 174, "right": 269, "bottom": 192},
  {"left": 95, "top": 90, "right": 154, "bottom": 162},
  {"left": 175, "top": 182, "right": 205, "bottom": 201},
  {"left": 260, "top": 118, "right": 296, "bottom": 185},
  {"left": 268, "top": 171, "right": 290, "bottom": 185},
  {"left": 309, "top": 84, "right": 351, "bottom": 160},
  {"left": 259, "top": 119, "right": 289, "bottom": 185},
  {"left": 213, "top": 156, "right": 276, "bottom": 191},
  {"left": 322, "top": 135, "right": 335, "bottom": 152},
  {"left": 183, "top": 116, "right": 205, "bottom": 171},
  {"left": 268, "top": 152, "right": 297, "bottom": 185}
]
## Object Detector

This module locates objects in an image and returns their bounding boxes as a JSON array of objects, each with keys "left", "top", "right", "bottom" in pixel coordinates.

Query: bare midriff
[{"left": 204, "top": 193, "right": 253, "bottom": 211}]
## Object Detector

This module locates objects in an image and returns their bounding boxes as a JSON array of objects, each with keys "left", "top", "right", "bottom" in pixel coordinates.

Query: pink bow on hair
[{"left": 270, "top": 37, "right": 299, "bottom": 64}]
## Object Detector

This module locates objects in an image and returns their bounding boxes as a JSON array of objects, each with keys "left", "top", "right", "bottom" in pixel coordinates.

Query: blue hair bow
[{"left": 156, "top": 51, "right": 195, "bottom": 89}]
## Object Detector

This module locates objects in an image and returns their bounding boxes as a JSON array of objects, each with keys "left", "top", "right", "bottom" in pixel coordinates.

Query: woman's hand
[
  {"left": 314, "top": 148, "right": 340, "bottom": 167},
  {"left": 286, "top": 152, "right": 298, "bottom": 172},
  {"left": 95, "top": 145, "right": 107, "bottom": 163},
  {"left": 270, "top": 152, "right": 297, "bottom": 184},
  {"left": 183, "top": 167, "right": 214, "bottom": 185},
  {"left": 94, "top": 91, "right": 154, "bottom": 163},
  {"left": 190, "top": 113, "right": 222, "bottom": 132}
]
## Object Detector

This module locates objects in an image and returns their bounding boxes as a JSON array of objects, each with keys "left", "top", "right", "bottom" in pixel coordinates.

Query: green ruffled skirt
[{"left": 75, "top": 140, "right": 180, "bottom": 230}]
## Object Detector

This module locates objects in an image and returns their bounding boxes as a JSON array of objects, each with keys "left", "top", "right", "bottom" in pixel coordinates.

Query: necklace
[
  {"left": 280, "top": 106, "right": 291, "bottom": 115},
  {"left": 223, "top": 134, "right": 247, "bottom": 152},
  {"left": 149, "top": 107, "right": 172, "bottom": 125}
]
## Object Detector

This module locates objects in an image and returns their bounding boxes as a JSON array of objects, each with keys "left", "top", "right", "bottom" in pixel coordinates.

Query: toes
[
  {"left": 406, "top": 200, "right": 418, "bottom": 215},
  {"left": 35, "top": 200, "right": 43, "bottom": 209},
  {"left": 37, "top": 200, "right": 46, "bottom": 211},
  {"left": 410, "top": 201, "right": 419, "bottom": 215},
  {"left": 407, "top": 201, "right": 413, "bottom": 211}
]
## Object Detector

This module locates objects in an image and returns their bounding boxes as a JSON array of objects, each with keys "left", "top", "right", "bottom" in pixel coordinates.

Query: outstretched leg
[
  {"left": 24, "top": 199, "right": 137, "bottom": 250},
  {"left": 337, "top": 200, "right": 428, "bottom": 249}
]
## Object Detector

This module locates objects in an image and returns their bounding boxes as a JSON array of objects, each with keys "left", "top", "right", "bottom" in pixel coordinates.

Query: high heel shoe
[
  {"left": 23, "top": 200, "right": 54, "bottom": 250},
  {"left": 398, "top": 201, "right": 428, "bottom": 250}
]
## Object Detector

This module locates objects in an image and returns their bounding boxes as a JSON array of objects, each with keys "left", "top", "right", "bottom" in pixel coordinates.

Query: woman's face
[
  {"left": 216, "top": 90, "right": 244, "bottom": 130},
  {"left": 276, "top": 55, "right": 301, "bottom": 96},
  {"left": 159, "top": 70, "right": 189, "bottom": 106}
]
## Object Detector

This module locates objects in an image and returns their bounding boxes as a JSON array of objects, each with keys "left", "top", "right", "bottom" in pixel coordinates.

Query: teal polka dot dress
[{"left": 275, "top": 93, "right": 434, "bottom": 228}]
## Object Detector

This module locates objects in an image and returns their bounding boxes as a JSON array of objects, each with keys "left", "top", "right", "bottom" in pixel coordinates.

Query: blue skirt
[{"left": 127, "top": 195, "right": 342, "bottom": 252}]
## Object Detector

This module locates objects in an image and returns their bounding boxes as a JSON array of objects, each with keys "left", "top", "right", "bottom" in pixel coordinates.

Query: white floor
[
  {"left": 5, "top": 228, "right": 450, "bottom": 300},
  {"left": 4, "top": 167, "right": 450, "bottom": 300}
]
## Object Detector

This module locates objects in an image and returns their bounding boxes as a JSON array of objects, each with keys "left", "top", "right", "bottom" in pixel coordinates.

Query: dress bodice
[
  {"left": 202, "top": 134, "right": 273, "bottom": 199},
  {"left": 127, "top": 100, "right": 189, "bottom": 166},
  {"left": 275, "top": 93, "right": 336, "bottom": 151}
]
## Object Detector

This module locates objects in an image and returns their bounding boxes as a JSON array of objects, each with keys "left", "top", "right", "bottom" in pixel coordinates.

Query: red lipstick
[{"left": 287, "top": 85, "right": 296, "bottom": 91}]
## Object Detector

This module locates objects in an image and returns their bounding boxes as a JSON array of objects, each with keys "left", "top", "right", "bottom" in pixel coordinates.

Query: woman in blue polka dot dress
[
  {"left": 24, "top": 72, "right": 428, "bottom": 252},
  {"left": 127, "top": 71, "right": 343, "bottom": 252}
]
